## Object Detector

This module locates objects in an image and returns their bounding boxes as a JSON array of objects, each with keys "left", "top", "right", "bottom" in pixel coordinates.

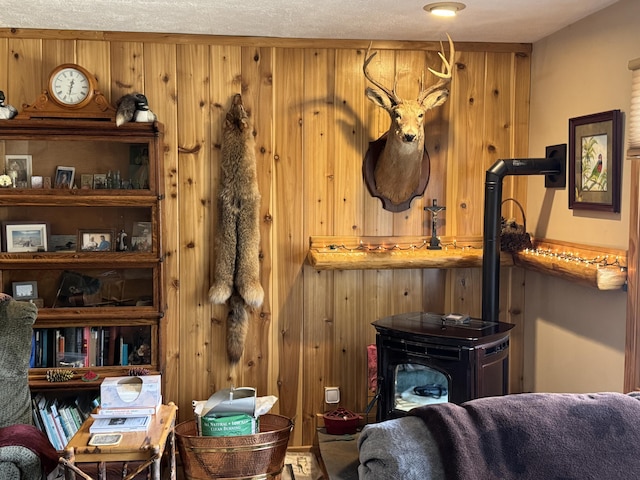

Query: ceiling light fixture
[{"left": 423, "top": 2, "right": 466, "bottom": 17}]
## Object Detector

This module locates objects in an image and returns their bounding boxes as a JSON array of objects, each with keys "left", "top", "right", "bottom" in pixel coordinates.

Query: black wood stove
[{"left": 373, "top": 312, "right": 513, "bottom": 421}]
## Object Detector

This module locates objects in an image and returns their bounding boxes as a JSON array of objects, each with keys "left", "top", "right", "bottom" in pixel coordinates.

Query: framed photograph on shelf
[
  {"left": 80, "top": 174, "right": 93, "bottom": 189},
  {"left": 78, "top": 229, "right": 115, "bottom": 252},
  {"left": 31, "top": 175, "right": 43, "bottom": 189},
  {"left": 12, "top": 281, "right": 38, "bottom": 300},
  {"left": 5, "top": 154, "right": 32, "bottom": 188},
  {"left": 54, "top": 166, "right": 75, "bottom": 189},
  {"left": 129, "top": 145, "right": 150, "bottom": 189},
  {"left": 49, "top": 234, "right": 77, "bottom": 252},
  {"left": 569, "top": 109, "right": 622, "bottom": 213},
  {"left": 93, "top": 173, "right": 107, "bottom": 189},
  {"left": 3, "top": 222, "right": 48, "bottom": 253},
  {"left": 131, "top": 221, "right": 152, "bottom": 252}
]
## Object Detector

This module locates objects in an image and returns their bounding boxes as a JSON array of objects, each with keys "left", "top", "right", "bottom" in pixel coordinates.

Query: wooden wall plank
[
  {"left": 448, "top": 51, "right": 486, "bottom": 237},
  {"left": 8, "top": 39, "right": 42, "bottom": 110},
  {"left": 272, "top": 47, "right": 305, "bottom": 443},
  {"left": 109, "top": 41, "right": 144, "bottom": 101},
  {"left": 41, "top": 39, "right": 75, "bottom": 82},
  {"left": 502, "top": 50, "right": 531, "bottom": 393},
  {"left": 333, "top": 48, "right": 367, "bottom": 413},
  {"left": 77, "top": 41, "right": 110, "bottom": 102},
  {"left": 0, "top": 39, "right": 8, "bottom": 99},
  {"left": 301, "top": 46, "right": 337, "bottom": 445},
  {"left": 143, "top": 42, "right": 180, "bottom": 407},
  {"left": 176, "top": 43, "right": 211, "bottom": 417}
]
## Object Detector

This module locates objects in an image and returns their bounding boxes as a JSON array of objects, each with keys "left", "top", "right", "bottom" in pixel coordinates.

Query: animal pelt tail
[{"left": 227, "top": 293, "right": 250, "bottom": 364}]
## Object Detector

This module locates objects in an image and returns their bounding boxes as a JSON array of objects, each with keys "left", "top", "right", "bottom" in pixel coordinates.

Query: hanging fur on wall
[{"left": 208, "top": 93, "right": 264, "bottom": 364}]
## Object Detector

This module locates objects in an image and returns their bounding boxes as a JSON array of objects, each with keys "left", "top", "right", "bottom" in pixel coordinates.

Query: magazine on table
[{"left": 89, "top": 415, "right": 151, "bottom": 433}]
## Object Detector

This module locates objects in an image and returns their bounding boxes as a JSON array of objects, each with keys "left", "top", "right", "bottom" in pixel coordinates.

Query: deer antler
[
  {"left": 363, "top": 42, "right": 401, "bottom": 104},
  {"left": 418, "top": 34, "right": 455, "bottom": 103}
]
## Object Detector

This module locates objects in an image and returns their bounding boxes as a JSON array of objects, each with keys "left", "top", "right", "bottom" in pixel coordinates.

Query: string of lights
[
  {"left": 522, "top": 247, "right": 626, "bottom": 270},
  {"left": 319, "top": 239, "right": 481, "bottom": 252}
]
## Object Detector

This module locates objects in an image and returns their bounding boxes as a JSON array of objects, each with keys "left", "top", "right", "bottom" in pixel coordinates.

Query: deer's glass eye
[
  {"left": 418, "top": 113, "right": 424, "bottom": 119},
  {"left": 393, "top": 111, "right": 402, "bottom": 120}
]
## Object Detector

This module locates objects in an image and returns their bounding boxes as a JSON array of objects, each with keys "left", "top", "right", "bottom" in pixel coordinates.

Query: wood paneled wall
[{"left": 0, "top": 29, "right": 531, "bottom": 445}]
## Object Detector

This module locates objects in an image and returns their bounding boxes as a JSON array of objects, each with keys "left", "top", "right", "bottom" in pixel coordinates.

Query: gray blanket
[
  {"left": 358, "top": 416, "right": 445, "bottom": 480},
  {"left": 409, "top": 392, "right": 640, "bottom": 480}
]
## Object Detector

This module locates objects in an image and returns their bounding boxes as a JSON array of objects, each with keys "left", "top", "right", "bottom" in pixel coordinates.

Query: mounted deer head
[{"left": 363, "top": 35, "right": 455, "bottom": 210}]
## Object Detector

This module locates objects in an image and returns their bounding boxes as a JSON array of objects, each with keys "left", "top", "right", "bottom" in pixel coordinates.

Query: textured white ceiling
[{"left": 0, "top": 0, "right": 620, "bottom": 43}]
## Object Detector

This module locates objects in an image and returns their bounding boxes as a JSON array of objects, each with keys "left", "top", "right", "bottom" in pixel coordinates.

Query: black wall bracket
[{"left": 544, "top": 143, "right": 567, "bottom": 188}]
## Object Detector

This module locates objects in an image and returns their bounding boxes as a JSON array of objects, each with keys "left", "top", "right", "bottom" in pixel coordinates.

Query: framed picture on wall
[{"left": 568, "top": 110, "right": 622, "bottom": 213}]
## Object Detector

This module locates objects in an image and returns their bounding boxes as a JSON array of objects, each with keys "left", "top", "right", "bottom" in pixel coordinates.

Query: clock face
[{"left": 50, "top": 66, "right": 93, "bottom": 107}]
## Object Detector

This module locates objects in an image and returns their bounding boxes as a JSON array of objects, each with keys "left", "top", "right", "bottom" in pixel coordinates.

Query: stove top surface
[{"left": 373, "top": 311, "right": 514, "bottom": 340}]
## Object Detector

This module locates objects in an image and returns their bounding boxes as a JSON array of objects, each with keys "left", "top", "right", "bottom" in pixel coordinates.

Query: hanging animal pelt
[{"left": 208, "top": 93, "right": 264, "bottom": 364}]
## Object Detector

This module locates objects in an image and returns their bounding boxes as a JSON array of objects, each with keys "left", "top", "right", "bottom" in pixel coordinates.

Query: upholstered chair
[{"left": 0, "top": 297, "right": 59, "bottom": 479}]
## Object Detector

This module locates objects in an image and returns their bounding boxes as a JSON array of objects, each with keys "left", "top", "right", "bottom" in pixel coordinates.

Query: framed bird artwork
[{"left": 568, "top": 109, "right": 622, "bottom": 213}]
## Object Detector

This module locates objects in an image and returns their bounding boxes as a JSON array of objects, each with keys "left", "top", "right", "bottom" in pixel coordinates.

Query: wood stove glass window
[{"left": 394, "top": 363, "right": 449, "bottom": 412}]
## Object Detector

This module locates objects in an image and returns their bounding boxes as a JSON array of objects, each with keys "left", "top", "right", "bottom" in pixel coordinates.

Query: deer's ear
[
  {"left": 421, "top": 89, "right": 450, "bottom": 110},
  {"left": 366, "top": 87, "right": 395, "bottom": 111}
]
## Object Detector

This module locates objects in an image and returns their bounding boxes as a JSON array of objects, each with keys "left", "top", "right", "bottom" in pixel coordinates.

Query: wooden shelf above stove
[
  {"left": 307, "top": 236, "right": 514, "bottom": 271},
  {"left": 307, "top": 236, "right": 627, "bottom": 290},
  {"left": 513, "top": 238, "right": 627, "bottom": 291}
]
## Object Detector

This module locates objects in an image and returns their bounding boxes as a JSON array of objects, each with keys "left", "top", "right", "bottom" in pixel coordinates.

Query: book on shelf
[
  {"left": 32, "top": 392, "right": 100, "bottom": 450},
  {"left": 89, "top": 415, "right": 151, "bottom": 433}
]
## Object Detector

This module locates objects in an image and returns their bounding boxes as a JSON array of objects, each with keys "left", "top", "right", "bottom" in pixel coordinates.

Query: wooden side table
[{"left": 60, "top": 402, "right": 178, "bottom": 480}]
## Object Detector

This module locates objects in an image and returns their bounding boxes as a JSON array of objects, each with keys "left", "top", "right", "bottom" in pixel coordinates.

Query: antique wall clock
[{"left": 19, "top": 63, "right": 115, "bottom": 120}]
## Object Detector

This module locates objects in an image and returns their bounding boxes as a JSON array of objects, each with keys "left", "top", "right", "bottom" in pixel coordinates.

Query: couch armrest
[{"left": 357, "top": 416, "right": 445, "bottom": 480}]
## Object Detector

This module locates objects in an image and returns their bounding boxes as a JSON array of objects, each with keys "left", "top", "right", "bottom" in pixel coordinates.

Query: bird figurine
[
  {"left": 0, "top": 91, "right": 18, "bottom": 120},
  {"left": 115, "top": 93, "right": 156, "bottom": 126}
]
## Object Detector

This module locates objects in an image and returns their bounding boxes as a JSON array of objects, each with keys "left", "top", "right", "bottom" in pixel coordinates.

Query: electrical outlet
[{"left": 325, "top": 386, "right": 340, "bottom": 404}]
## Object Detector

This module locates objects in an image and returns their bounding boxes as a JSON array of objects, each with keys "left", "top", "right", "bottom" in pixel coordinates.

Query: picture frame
[
  {"left": 93, "top": 173, "right": 107, "bottom": 189},
  {"left": 569, "top": 110, "right": 622, "bottom": 212},
  {"left": 49, "top": 234, "right": 77, "bottom": 252},
  {"left": 54, "top": 166, "right": 75, "bottom": 189},
  {"left": 78, "top": 229, "right": 115, "bottom": 252},
  {"left": 3, "top": 222, "right": 49, "bottom": 253},
  {"left": 31, "top": 175, "right": 43, "bottom": 189},
  {"left": 80, "top": 174, "right": 93, "bottom": 189},
  {"left": 131, "top": 221, "right": 152, "bottom": 252},
  {"left": 12, "top": 280, "right": 38, "bottom": 300},
  {"left": 5, "top": 154, "right": 32, "bottom": 188}
]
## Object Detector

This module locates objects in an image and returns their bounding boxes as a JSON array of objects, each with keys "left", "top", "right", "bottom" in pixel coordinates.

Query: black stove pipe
[{"left": 482, "top": 157, "right": 563, "bottom": 324}]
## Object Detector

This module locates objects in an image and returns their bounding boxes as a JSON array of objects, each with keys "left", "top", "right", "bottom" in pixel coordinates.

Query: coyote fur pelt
[{"left": 208, "top": 93, "right": 264, "bottom": 364}]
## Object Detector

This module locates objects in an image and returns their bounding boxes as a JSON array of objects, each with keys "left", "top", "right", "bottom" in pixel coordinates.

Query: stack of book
[
  {"left": 88, "top": 375, "right": 162, "bottom": 435},
  {"left": 89, "top": 400, "right": 161, "bottom": 434}
]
